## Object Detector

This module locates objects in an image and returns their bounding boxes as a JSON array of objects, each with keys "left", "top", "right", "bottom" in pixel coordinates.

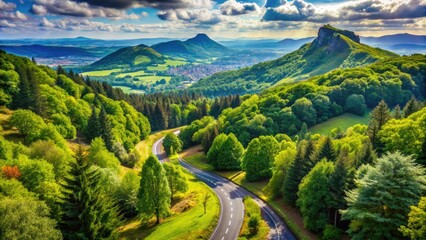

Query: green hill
[
  {"left": 152, "top": 33, "right": 230, "bottom": 60},
  {"left": 89, "top": 44, "right": 164, "bottom": 69},
  {"left": 192, "top": 25, "right": 398, "bottom": 96}
]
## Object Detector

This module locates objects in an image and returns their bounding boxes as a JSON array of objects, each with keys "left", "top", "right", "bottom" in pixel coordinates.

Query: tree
[
  {"left": 342, "top": 152, "right": 426, "bottom": 240},
  {"left": 291, "top": 98, "right": 317, "bottom": 126},
  {"left": 169, "top": 104, "right": 182, "bottom": 128},
  {"left": 393, "top": 105, "right": 403, "bottom": 119},
  {"left": 88, "top": 137, "right": 120, "bottom": 171},
  {"left": 354, "top": 140, "right": 376, "bottom": 168},
  {"left": 163, "top": 162, "right": 188, "bottom": 202},
  {"left": 344, "top": 94, "right": 366, "bottom": 116},
  {"left": 367, "top": 100, "right": 391, "bottom": 154},
  {"left": 114, "top": 171, "right": 140, "bottom": 217},
  {"left": 202, "top": 191, "right": 211, "bottom": 215},
  {"left": 60, "top": 145, "right": 122, "bottom": 240},
  {"left": 163, "top": 132, "right": 183, "bottom": 156},
  {"left": 329, "top": 160, "right": 347, "bottom": 227},
  {"left": 312, "top": 137, "right": 337, "bottom": 162},
  {"left": 1, "top": 165, "right": 21, "bottom": 179},
  {"left": 403, "top": 97, "right": 420, "bottom": 117},
  {"left": 215, "top": 133, "right": 244, "bottom": 170},
  {"left": 0, "top": 197, "right": 62, "bottom": 240},
  {"left": 242, "top": 136, "right": 280, "bottom": 181},
  {"left": 297, "top": 160, "right": 335, "bottom": 232},
  {"left": 86, "top": 106, "right": 100, "bottom": 141},
  {"left": 207, "top": 133, "right": 227, "bottom": 164},
  {"left": 137, "top": 155, "right": 171, "bottom": 224},
  {"left": 418, "top": 137, "right": 426, "bottom": 166},
  {"left": 283, "top": 140, "right": 315, "bottom": 205},
  {"left": 98, "top": 107, "right": 114, "bottom": 150},
  {"left": 9, "top": 109, "right": 46, "bottom": 143},
  {"left": 399, "top": 197, "right": 426, "bottom": 240}
]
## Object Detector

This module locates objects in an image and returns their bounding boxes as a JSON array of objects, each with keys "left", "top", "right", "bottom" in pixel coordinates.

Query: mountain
[
  {"left": 276, "top": 37, "right": 314, "bottom": 49},
  {"left": 152, "top": 33, "right": 230, "bottom": 60},
  {"left": 191, "top": 25, "right": 398, "bottom": 96},
  {"left": 89, "top": 44, "right": 164, "bottom": 69},
  {"left": 362, "top": 33, "right": 426, "bottom": 46},
  {"left": 0, "top": 44, "right": 118, "bottom": 58}
]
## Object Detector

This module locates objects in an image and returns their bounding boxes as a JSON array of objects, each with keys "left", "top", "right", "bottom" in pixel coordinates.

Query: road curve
[{"left": 152, "top": 135, "right": 296, "bottom": 240}]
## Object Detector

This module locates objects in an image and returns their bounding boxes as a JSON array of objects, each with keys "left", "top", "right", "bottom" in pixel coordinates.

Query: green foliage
[
  {"left": 137, "top": 155, "right": 171, "bottom": 224},
  {"left": 60, "top": 146, "right": 122, "bottom": 240},
  {"left": 367, "top": 100, "right": 391, "bottom": 155},
  {"left": 344, "top": 94, "right": 366, "bottom": 116},
  {"left": 206, "top": 133, "right": 227, "bottom": 164},
  {"left": 179, "top": 116, "right": 215, "bottom": 148},
  {"left": 10, "top": 109, "right": 46, "bottom": 142},
  {"left": 312, "top": 137, "right": 337, "bottom": 162},
  {"left": 320, "top": 225, "right": 342, "bottom": 240},
  {"left": 51, "top": 113, "right": 76, "bottom": 139},
  {"left": 163, "top": 133, "right": 183, "bottom": 156},
  {"left": 88, "top": 137, "right": 121, "bottom": 172},
  {"left": 342, "top": 152, "right": 426, "bottom": 240},
  {"left": 297, "top": 160, "right": 335, "bottom": 232},
  {"left": 0, "top": 69, "right": 19, "bottom": 105},
  {"left": 399, "top": 197, "right": 426, "bottom": 240},
  {"left": 0, "top": 196, "right": 62, "bottom": 240},
  {"left": 163, "top": 162, "right": 188, "bottom": 200},
  {"left": 283, "top": 140, "right": 315, "bottom": 204},
  {"left": 208, "top": 133, "right": 244, "bottom": 170},
  {"left": 379, "top": 107, "right": 426, "bottom": 158},
  {"left": 114, "top": 171, "right": 140, "bottom": 217},
  {"left": 248, "top": 215, "right": 260, "bottom": 235},
  {"left": 242, "top": 136, "right": 280, "bottom": 181}
]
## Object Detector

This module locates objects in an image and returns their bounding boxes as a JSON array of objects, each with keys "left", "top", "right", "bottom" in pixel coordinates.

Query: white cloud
[
  {"left": 39, "top": 17, "right": 54, "bottom": 27},
  {"left": 220, "top": 0, "right": 261, "bottom": 16},
  {"left": 0, "top": 0, "right": 15, "bottom": 11},
  {"left": 158, "top": 8, "right": 223, "bottom": 24}
]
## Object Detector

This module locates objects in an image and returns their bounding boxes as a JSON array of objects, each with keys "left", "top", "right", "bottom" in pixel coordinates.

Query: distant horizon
[
  {"left": 0, "top": 0, "right": 425, "bottom": 39},
  {"left": 0, "top": 31, "right": 424, "bottom": 41}
]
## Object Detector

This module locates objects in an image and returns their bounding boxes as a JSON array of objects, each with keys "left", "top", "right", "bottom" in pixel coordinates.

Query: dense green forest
[
  {"left": 191, "top": 25, "right": 399, "bottom": 96},
  {"left": 179, "top": 53, "right": 426, "bottom": 239}
]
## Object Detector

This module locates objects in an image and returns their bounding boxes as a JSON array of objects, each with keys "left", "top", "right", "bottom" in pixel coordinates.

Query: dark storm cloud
[{"left": 75, "top": 0, "right": 210, "bottom": 10}]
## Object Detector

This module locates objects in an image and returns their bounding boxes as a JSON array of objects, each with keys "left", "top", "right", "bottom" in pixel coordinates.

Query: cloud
[
  {"left": 0, "top": 0, "right": 15, "bottom": 11},
  {"left": 219, "top": 0, "right": 260, "bottom": 15},
  {"left": 0, "top": 10, "right": 28, "bottom": 21},
  {"left": 262, "top": 0, "right": 426, "bottom": 22},
  {"left": 39, "top": 17, "right": 54, "bottom": 27},
  {"left": 29, "top": 0, "right": 135, "bottom": 19},
  {"left": 158, "top": 8, "right": 223, "bottom": 24},
  {"left": 120, "top": 23, "right": 145, "bottom": 32},
  {"left": 74, "top": 0, "right": 212, "bottom": 10},
  {"left": 0, "top": 19, "right": 15, "bottom": 28}
]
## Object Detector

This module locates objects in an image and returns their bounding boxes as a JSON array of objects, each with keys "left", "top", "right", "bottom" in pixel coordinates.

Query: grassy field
[
  {"left": 309, "top": 112, "right": 370, "bottom": 135},
  {"left": 147, "top": 65, "right": 168, "bottom": 71},
  {"left": 112, "top": 86, "right": 145, "bottom": 94},
  {"left": 134, "top": 56, "right": 151, "bottom": 65},
  {"left": 164, "top": 59, "right": 188, "bottom": 66},
  {"left": 116, "top": 70, "right": 147, "bottom": 78},
  {"left": 239, "top": 196, "right": 270, "bottom": 240},
  {"left": 81, "top": 68, "right": 121, "bottom": 76},
  {"left": 120, "top": 169, "right": 220, "bottom": 240},
  {"left": 136, "top": 75, "right": 171, "bottom": 83}
]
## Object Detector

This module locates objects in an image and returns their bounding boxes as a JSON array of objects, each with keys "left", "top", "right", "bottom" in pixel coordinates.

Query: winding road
[{"left": 152, "top": 134, "right": 296, "bottom": 240}]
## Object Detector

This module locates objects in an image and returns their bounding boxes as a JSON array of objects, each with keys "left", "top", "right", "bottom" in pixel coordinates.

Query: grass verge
[
  {"left": 119, "top": 169, "right": 220, "bottom": 240},
  {"left": 239, "top": 196, "right": 269, "bottom": 240}
]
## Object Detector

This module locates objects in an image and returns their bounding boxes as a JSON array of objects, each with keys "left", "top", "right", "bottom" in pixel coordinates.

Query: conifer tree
[
  {"left": 282, "top": 140, "right": 315, "bottom": 205},
  {"left": 98, "top": 107, "right": 114, "bottom": 150},
  {"left": 393, "top": 105, "right": 403, "bottom": 119},
  {"left": 60, "top": 145, "right": 122, "bottom": 240},
  {"left": 137, "top": 155, "right": 171, "bottom": 224},
  {"left": 355, "top": 140, "right": 377, "bottom": 168},
  {"left": 312, "top": 137, "right": 337, "bottom": 162},
  {"left": 367, "top": 100, "right": 391, "bottom": 154},
  {"left": 329, "top": 159, "right": 347, "bottom": 226},
  {"left": 418, "top": 137, "right": 426, "bottom": 167},
  {"left": 86, "top": 106, "right": 100, "bottom": 141},
  {"left": 403, "top": 97, "right": 420, "bottom": 117}
]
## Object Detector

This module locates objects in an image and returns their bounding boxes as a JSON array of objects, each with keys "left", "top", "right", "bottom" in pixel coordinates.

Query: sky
[{"left": 0, "top": 0, "right": 425, "bottom": 39}]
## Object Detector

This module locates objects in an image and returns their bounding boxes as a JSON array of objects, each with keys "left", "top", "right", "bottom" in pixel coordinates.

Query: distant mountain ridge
[
  {"left": 152, "top": 33, "right": 230, "bottom": 60},
  {"left": 191, "top": 25, "right": 398, "bottom": 96},
  {"left": 89, "top": 44, "right": 164, "bottom": 69}
]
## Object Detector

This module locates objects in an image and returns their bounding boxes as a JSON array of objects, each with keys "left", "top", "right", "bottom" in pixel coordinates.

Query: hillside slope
[
  {"left": 89, "top": 44, "right": 164, "bottom": 69},
  {"left": 192, "top": 25, "right": 398, "bottom": 96},
  {"left": 152, "top": 33, "right": 230, "bottom": 60}
]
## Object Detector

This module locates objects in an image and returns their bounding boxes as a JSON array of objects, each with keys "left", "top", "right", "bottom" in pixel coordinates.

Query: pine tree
[
  {"left": 403, "top": 97, "right": 420, "bottom": 117},
  {"left": 355, "top": 140, "right": 377, "bottom": 168},
  {"left": 137, "top": 155, "right": 171, "bottom": 224},
  {"left": 86, "top": 106, "right": 100, "bottom": 141},
  {"left": 367, "top": 100, "right": 391, "bottom": 155},
  {"left": 312, "top": 137, "right": 337, "bottom": 162},
  {"left": 282, "top": 140, "right": 315, "bottom": 205},
  {"left": 393, "top": 105, "right": 403, "bottom": 119},
  {"left": 98, "top": 107, "right": 114, "bottom": 150},
  {"left": 329, "top": 159, "right": 347, "bottom": 226},
  {"left": 12, "top": 64, "right": 31, "bottom": 109},
  {"left": 60, "top": 145, "right": 122, "bottom": 240}
]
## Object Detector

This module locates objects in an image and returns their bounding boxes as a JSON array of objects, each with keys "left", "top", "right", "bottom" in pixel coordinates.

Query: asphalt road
[{"left": 152, "top": 135, "right": 296, "bottom": 240}]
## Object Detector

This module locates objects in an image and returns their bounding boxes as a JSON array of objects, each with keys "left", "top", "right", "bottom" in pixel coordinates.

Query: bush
[
  {"left": 320, "top": 225, "right": 342, "bottom": 240},
  {"left": 248, "top": 214, "right": 260, "bottom": 235}
]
